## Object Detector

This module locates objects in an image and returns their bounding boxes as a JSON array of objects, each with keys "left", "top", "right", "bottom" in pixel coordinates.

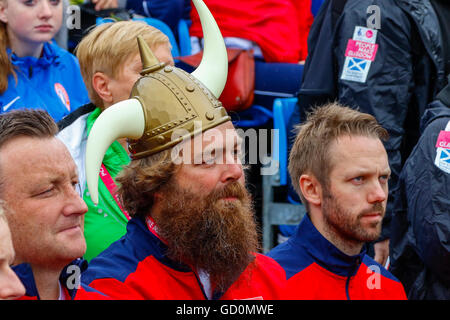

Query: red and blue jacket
[
  {"left": 82, "top": 217, "right": 287, "bottom": 300},
  {"left": 13, "top": 259, "right": 109, "bottom": 300},
  {"left": 267, "top": 215, "right": 407, "bottom": 300}
]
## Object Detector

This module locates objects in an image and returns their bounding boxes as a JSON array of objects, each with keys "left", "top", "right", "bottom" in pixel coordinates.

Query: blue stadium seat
[
  {"left": 177, "top": 19, "right": 192, "bottom": 56},
  {"left": 231, "top": 104, "right": 273, "bottom": 128},
  {"left": 272, "top": 98, "right": 297, "bottom": 186},
  {"left": 261, "top": 97, "right": 306, "bottom": 252}
]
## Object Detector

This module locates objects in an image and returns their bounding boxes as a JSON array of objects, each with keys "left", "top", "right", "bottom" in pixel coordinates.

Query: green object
[
  {"left": 83, "top": 107, "right": 131, "bottom": 262},
  {"left": 70, "top": 0, "right": 85, "bottom": 5}
]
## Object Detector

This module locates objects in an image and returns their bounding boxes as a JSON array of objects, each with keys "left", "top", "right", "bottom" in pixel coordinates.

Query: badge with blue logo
[
  {"left": 341, "top": 26, "right": 378, "bottom": 83},
  {"left": 434, "top": 122, "right": 450, "bottom": 174},
  {"left": 341, "top": 57, "right": 372, "bottom": 83}
]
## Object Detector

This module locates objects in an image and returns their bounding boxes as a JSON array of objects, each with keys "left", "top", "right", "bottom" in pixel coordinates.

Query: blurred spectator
[
  {"left": 0, "top": 109, "right": 106, "bottom": 299},
  {"left": 58, "top": 21, "right": 174, "bottom": 262},
  {"left": 0, "top": 0, "right": 89, "bottom": 121},
  {"left": 68, "top": 0, "right": 190, "bottom": 46},
  {"left": 291, "top": 0, "right": 450, "bottom": 265},
  {"left": 0, "top": 204, "right": 25, "bottom": 300},
  {"left": 390, "top": 80, "right": 450, "bottom": 299}
]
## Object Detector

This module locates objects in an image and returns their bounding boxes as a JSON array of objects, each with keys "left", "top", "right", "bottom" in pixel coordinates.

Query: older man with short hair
[{"left": 0, "top": 109, "right": 108, "bottom": 300}]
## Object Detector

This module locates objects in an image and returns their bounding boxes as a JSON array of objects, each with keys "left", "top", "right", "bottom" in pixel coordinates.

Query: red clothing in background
[{"left": 189, "top": 0, "right": 313, "bottom": 62}]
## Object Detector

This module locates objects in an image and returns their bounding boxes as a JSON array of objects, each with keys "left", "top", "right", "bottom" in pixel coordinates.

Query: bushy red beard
[{"left": 153, "top": 180, "right": 259, "bottom": 292}]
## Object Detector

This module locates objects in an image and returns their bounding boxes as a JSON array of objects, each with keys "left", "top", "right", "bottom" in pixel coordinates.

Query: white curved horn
[
  {"left": 190, "top": 0, "right": 228, "bottom": 98},
  {"left": 85, "top": 99, "right": 145, "bottom": 205}
]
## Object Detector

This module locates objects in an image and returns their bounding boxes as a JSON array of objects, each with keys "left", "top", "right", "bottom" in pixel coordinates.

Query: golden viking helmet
[{"left": 85, "top": 0, "right": 230, "bottom": 205}]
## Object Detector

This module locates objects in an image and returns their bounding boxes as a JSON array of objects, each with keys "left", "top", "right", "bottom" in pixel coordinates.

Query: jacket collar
[
  {"left": 127, "top": 217, "right": 252, "bottom": 299},
  {"left": 126, "top": 217, "right": 192, "bottom": 272},
  {"left": 12, "top": 259, "right": 88, "bottom": 300},
  {"left": 292, "top": 214, "right": 366, "bottom": 277},
  {"left": 420, "top": 101, "right": 450, "bottom": 132},
  {"left": 8, "top": 42, "right": 60, "bottom": 70}
]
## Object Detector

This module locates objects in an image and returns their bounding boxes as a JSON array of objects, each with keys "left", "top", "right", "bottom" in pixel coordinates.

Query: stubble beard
[{"left": 322, "top": 189, "right": 385, "bottom": 249}]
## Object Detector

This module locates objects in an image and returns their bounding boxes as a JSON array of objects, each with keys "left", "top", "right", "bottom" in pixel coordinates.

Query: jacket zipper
[
  {"left": 345, "top": 274, "right": 351, "bottom": 300},
  {"left": 193, "top": 269, "right": 209, "bottom": 300},
  {"left": 346, "top": 256, "right": 362, "bottom": 300}
]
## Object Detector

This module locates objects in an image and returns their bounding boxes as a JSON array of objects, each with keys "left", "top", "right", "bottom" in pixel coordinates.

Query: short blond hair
[
  {"left": 75, "top": 21, "right": 170, "bottom": 108},
  {"left": 288, "top": 102, "right": 389, "bottom": 209}
]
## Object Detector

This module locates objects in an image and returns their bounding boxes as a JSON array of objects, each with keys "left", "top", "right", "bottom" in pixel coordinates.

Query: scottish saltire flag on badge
[
  {"left": 341, "top": 26, "right": 378, "bottom": 83},
  {"left": 341, "top": 57, "right": 372, "bottom": 83},
  {"left": 434, "top": 122, "right": 450, "bottom": 174}
]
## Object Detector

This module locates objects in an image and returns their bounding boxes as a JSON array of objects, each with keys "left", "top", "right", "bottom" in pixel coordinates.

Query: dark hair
[{"left": 0, "top": 109, "right": 58, "bottom": 149}]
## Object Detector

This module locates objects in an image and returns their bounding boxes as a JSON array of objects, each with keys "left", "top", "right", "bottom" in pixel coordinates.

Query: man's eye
[
  {"left": 37, "top": 187, "right": 54, "bottom": 197},
  {"left": 23, "top": 0, "right": 36, "bottom": 6},
  {"left": 73, "top": 182, "right": 82, "bottom": 195},
  {"left": 203, "top": 157, "right": 215, "bottom": 165},
  {"left": 351, "top": 176, "right": 364, "bottom": 184}
]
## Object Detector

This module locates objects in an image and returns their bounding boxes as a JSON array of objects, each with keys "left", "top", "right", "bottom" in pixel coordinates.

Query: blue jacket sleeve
[{"left": 400, "top": 116, "right": 450, "bottom": 286}]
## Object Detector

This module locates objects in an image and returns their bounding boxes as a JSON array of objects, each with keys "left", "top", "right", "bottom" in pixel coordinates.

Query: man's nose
[
  {"left": 63, "top": 185, "right": 88, "bottom": 217},
  {"left": 367, "top": 180, "right": 387, "bottom": 204},
  {"left": 220, "top": 154, "right": 243, "bottom": 184},
  {"left": 0, "top": 269, "right": 26, "bottom": 300}
]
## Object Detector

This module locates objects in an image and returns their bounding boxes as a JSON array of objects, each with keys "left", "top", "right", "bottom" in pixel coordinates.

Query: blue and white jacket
[{"left": 0, "top": 41, "right": 89, "bottom": 122}]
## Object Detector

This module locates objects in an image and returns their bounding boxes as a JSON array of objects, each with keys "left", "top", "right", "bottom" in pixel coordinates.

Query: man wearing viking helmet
[
  {"left": 58, "top": 20, "right": 174, "bottom": 262},
  {"left": 80, "top": 0, "right": 287, "bottom": 299}
]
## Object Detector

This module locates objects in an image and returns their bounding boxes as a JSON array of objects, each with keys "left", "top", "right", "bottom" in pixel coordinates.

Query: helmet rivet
[
  {"left": 205, "top": 112, "right": 214, "bottom": 121},
  {"left": 156, "top": 136, "right": 165, "bottom": 144},
  {"left": 186, "top": 84, "right": 195, "bottom": 92}
]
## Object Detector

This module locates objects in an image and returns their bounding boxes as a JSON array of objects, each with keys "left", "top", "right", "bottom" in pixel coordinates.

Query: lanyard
[
  {"left": 145, "top": 216, "right": 211, "bottom": 298},
  {"left": 99, "top": 163, "right": 131, "bottom": 221},
  {"left": 145, "top": 216, "right": 168, "bottom": 245}
]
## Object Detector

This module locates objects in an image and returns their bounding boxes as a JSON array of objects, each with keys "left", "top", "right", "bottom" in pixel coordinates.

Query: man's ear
[
  {"left": 299, "top": 174, "right": 322, "bottom": 206},
  {"left": 92, "top": 72, "right": 113, "bottom": 104}
]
